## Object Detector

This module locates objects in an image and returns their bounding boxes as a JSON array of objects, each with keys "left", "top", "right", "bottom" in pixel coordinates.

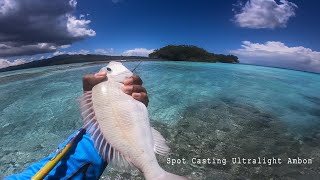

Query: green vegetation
[{"left": 149, "top": 45, "right": 239, "bottom": 63}]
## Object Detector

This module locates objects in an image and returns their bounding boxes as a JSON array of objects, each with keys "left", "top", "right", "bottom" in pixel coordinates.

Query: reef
[{"left": 103, "top": 99, "right": 320, "bottom": 179}]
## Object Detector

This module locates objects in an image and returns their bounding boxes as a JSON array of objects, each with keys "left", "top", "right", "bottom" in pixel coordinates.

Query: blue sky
[
  {"left": 74, "top": 0, "right": 320, "bottom": 53},
  {"left": 0, "top": 0, "right": 320, "bottom": 73}
]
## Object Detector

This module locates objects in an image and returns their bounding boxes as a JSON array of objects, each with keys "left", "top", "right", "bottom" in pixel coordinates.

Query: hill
[
  {"left": 149, "top": 45, "right": 239, "bottom": 63},
  {"left": 0, "top": 54, "right": 147, "bottom": 72}
]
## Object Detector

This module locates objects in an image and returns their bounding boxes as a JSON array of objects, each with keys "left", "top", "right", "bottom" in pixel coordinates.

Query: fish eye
[{"left": 106, "top": 67, "right": 112, "bottom": 71}]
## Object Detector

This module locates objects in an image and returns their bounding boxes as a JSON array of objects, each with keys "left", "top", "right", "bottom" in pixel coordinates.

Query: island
[
  {"left": 149, "top": 45, "right": 239, "bottom": 63},
  {"left": 0, "top": 45, "right": 239, "bottom": 72}
]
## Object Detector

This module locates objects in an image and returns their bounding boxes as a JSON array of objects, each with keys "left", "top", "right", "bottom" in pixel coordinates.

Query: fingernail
[{"left": 133, "top": 93, "right": 141, "bottom": 98}]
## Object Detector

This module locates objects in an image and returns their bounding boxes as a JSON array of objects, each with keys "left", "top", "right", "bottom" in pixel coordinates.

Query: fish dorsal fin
[
  {"left": 151, "top": 127, "right": 171, "bottom": 156},
  {"left": 78, "top": 91, "right": 96, "bottom": 131},
  {"left": 79, "top": 91, "right": 136, "bottom": 171}
]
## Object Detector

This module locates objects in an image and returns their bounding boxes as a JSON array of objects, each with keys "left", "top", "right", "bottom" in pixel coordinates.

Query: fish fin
[
  {"left": 79, "top": 92, "right": 97, "bottom": 129},
  {"left": 109, "top": 147, "right": 136, "bottom": 171},
  {"left": 79, "top": 91, "right": 95, "bottom": 120},
  {"left": 151, "top": 127, "right": 171, "bottom": 156},
  {"left": 88, "top": 123, "right": 112, "bottom": 162},
  {"left": 79, "top": 92, "right": 108, "bottom": 160},
  {"left": 76, "top": 91, "right": 92, "bottom": 101},
  {"left": 90, "top": 127, "right": 111, "bottom": 161},
  {"left": 88, "top": 122, "right": 135, "bottom": 171}
]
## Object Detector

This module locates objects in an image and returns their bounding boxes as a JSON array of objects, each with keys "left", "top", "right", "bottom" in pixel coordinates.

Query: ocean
[{"left": 1, "top": 61, "right": 319, "bottom": 179}]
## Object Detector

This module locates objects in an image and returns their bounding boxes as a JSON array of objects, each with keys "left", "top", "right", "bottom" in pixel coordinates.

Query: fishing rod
[
  {"left": 131, "top": 60, "right": 142, "bottom": 73},
  {"left": 31, "top": 128, "right": 86, "bottom": 180}
]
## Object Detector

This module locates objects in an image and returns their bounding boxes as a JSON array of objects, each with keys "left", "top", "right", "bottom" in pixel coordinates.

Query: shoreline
[{"left": 0, "top": 58, "right": 319, "bottom": 75}]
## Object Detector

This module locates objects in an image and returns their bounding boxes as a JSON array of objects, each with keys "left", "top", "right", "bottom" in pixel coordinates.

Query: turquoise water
[{"left": 0, "top": 61, "right": 320, "bottom": 179}]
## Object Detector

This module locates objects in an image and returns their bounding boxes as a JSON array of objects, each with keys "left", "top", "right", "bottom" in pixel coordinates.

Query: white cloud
[
  {"left": 69, "top": 0, "right": 77, "bottom": 8},
  {"left": 95, "top": 48, "right": 114, "bottom": 55},
  {"left": 53, "top": 49, "right": 90, "bottom": 56},
  {"left": 0, "top": 0, "right": 95, "bottom": 58},
  {"left": 231, "top": 41, "right": 320, "bottom": 73},
  {"left": 233, "top": 0, "right": 297, "bottom": 29},
  {"left": 77, "top": 49, "right": 90, "bottom": 55},
  {"left": 37, "top": 43, "right": 57, "bottom": 50},
  {"left": 79, "top": 14, "right": 85, "bottom": 19},
  {"left": 0, "top": 58, "right": 26, "bottom": 69},
  {"left": 0, "top": 43, "right": 10, "bottom": 49},
  {"left": 0, "top": 0, "right": 17, "bottom": 15},
  {"left": 53, "top": 51, "right": 66, "bottom": 56},
  {"left": 60, "top": 44, "right": 71, "bottom": 49},
  {"left": 122, "top": 48, "right": 154, "bottom": 57},
  {"left": 0, "top": 43, "right": 60, "bottom": 57},
  {"left": 66, "top": 14, "right": 96, "bottom": 37}
]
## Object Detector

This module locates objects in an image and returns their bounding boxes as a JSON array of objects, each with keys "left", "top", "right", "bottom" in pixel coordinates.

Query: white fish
[{"left": 80, "top": 61, "right": 188, "bottom": 179}]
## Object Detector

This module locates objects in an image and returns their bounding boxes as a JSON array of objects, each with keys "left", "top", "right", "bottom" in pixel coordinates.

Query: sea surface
[{"left": 0, "top": 61, "right": 320, "bottom": 179}]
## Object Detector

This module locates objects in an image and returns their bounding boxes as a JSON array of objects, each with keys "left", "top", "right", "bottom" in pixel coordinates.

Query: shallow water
[{"left": 0, "top": 61, "right": 320, "bottom": 179}]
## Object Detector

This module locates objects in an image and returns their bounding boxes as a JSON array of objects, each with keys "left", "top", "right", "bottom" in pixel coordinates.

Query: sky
[{"left": 0, "top": 0, "right": 319, "bottom": 73}]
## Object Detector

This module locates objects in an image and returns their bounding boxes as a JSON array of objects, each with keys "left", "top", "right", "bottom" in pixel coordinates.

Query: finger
[
  {"left": 94, "top": 74, "right": 107, "bottom": 82},
  {"left": 124, "top": 75, "right": 143, "bottom": 85},
  {"left": 131, "top": 75, "right": 143, "bottom": 85},
  {"left": 122, "top": 85, "right": 147, "bottom": 95},
  {"left": 95, "top": 71, "right": 107, "bottom": 77},
  {"left": 83, "top": 74, "right": 94, "bottom": 81},
  {"left": 82, "top": 74, "right": 107, "bottom": 91},
  {"left": 132, "top": 92, "right": 149, "bottom": 107}
]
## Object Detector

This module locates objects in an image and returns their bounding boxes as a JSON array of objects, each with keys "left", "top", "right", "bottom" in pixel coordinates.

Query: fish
[{"left": 79, "top": 61, "right": 188, "bottom": 179}]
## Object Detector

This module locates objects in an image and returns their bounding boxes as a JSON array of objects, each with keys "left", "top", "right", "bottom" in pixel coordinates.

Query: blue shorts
[{"left": 5, "top": 130, "right": 107, "bottom": 180}]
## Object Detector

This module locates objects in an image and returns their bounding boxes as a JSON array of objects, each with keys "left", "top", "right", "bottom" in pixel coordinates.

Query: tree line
[{"left": 149, "top": 45, "right": 239, "bottom": 63}]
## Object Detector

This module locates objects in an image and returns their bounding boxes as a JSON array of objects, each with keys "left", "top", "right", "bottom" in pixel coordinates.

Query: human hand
[
  {"left": 82, "top": 72, "right": 149, "bottom": 106},
  {"left": 122, "top": 75, "right": 149, "bottom": 107}
]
